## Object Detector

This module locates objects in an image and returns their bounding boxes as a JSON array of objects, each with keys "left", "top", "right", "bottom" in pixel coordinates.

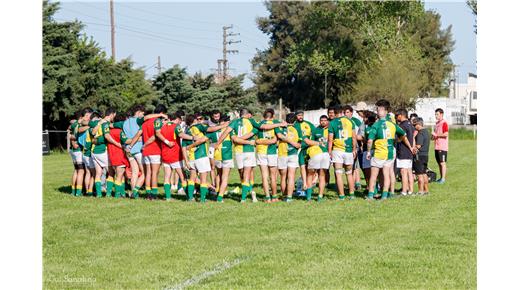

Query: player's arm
[
  {"left": 216, "top": 126, "right": 233, "bottom": 147},
  {"left": 128, "top": 130, "right": 142, "bottom": 148},
  {"left": 155, "top": 128, "right": 172, "bottom": 147},
  {"left": 327, "top": 132, "right": 334, "bottom": 155},
  {"left": 144, "top": 113, "right": 167, "bottom": 121},
  {"left": 143, "top": 135, "right": 156, "bottom": 148},
  {"left": 104, "top": 132, "right": 122, "bottom": 149},
  {"left": 257, "top": 120, "right": 287, "bottom": 130},
  {"left": 186, "top": 136, "right": 209, "bottom": 150},
  {"left": 352, "top": 130, "right": 358, "bottom": 157},
  {"left": 206, "top": 121, "right": 230, "bottom": 133},
  {"left": 231, "top": 135, "right": 255, "bottom": 145},
  {"left": 255, "top": 136, "right": 278, "bottom": 145},
  {"left": 303, "top": 134, "right": 320, "bottom": 147}
]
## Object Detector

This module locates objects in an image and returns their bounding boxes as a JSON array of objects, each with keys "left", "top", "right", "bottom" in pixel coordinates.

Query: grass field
[{"left": 43, "top": 140, "right": 476, "bottom": 289}]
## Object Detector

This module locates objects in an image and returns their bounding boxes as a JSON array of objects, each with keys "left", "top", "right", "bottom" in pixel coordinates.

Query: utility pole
[
  {"left": 109, "top": 0, "right": 116, "bottom": 60},
  {"left": 217, "top": 25, "right": 240, "bottom": 83},
  {"left": 157, "top": 56, "right": 162, "bottom": 74}
]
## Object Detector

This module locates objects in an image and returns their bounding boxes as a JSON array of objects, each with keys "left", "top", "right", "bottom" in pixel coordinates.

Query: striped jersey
[
  {"left": 256, "top": 119, "right": 279, "bottom": 155},
  {"left": 329, "top": 116, "right": 357, "bottom": 153},
  {"left": 307, "top": 126, "right": 329, "bottom": 158},
  {"left": 229, "top": 117, "right": 260, "bottom": 153},
  {"left": 182, "top": 124, "right": 208, "bottom": 160},
  {"left": 207, "top": 128, "right": 233, "bottom": 161},
  {"left": 276, "top": 125, "right": 302, "bottom": 157},
  {"left": 368, "top": 119, "right": 405, "bottom": 160}
]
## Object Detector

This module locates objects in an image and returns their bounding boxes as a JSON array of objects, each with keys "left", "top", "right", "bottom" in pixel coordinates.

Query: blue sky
[{"left": 54, "top": 0, "right": 476, "bottom": 89}]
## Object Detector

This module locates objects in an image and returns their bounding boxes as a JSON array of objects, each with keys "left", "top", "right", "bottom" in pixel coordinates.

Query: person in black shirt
[
  {"left": 395, "top": 109, "right": 415, "bottom": 196},
  {"left": 412, "top": 118, "right": 430, "bottom": 195}
]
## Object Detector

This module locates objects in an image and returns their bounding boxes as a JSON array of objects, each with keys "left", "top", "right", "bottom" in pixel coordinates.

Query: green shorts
[{"left": 298, "top": 148, "right": 308, "bottom": 166}]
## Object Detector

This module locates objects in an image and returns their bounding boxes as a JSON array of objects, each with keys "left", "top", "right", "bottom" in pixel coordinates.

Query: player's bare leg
[
  {"left": 269, "top": 166, "right": 279, "bottom": 202},
  {"left": 286, "top": 167, "right": 297, "bottom": 201},
  {"left": 334, "top": 162, "right": 345, "bottom": 199}
]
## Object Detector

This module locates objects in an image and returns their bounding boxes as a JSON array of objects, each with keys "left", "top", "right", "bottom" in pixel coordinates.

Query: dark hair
[
  {"left": 129, "top": 104, "right": 145, "bottom": 115},
  {"left": 81, "top": 107, "right": 93, "bottom": 117},
  {"left": 414, "top": 117, "right": 424, "bottom": 126},
  {"left": 105, "top": 107, "right": 117, "bottom": 116},
  {"left": 344, "top": 105, "right": 354, "bottom": 113},
  {"left": 334, "top": 104, "right": 343, "bottom": 114},
  {"left": 263, "top": 108, "right": 275, "bottom": 119},
  {"left": 114, "top": 114, "right": 126, "bottom": 122},
  {"left": 211, "top": 110, "right": 221, "bottom": 116},
  {"left": 367, "top": 114, "right": 377, "bottom": 126},
  {"left": 410, "top": 113, "right": 418, "bottom": 119},
  {"left": 327, "top": 106, "right": 335, "bottom": 112},
  {"left": 167, "top": 113, "right": 176, "bottom": 120},
  {"left": 185, "top": 114, "right": 196, "bottom": 126},
  {"left": 154, "top": 104, "right": 167, "bottom": 114},
  {"left": 221, "top": 114, "right": 230, "bottom": 122},
  {"left": 194, "top": 112, "right": 203, "bottom": 119},
  {"left": 435, "top": 108, "right": 444, "bottom": 114},
  {"left": 375, "top": 99, "right": 391, "bottom": 111},
  {"left": 239, "top": 108, "right": 250, "bottom": 117},
  {"left": 395, "top": 108, "right": 408, "bottom": 119},
  {"left": 286, "top": 112, "right": 297, "bottom": 124},
  {"left": 91, "top": 111, "right": 101, "bottom": 119},
  {"left": 174, "top": 111, "right": 184, "bottom": 120},
  {"left": 319, "top": 115, "right": 328, "bottom": 120}
]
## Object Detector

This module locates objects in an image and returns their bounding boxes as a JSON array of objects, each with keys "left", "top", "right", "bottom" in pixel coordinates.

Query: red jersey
[
  {"left": 160, "top": 122, "right": 183, "bottom": 163},
  {"left": 107, "top": 128, "right": 129, "bottom": 167},
  {"left": 142, "top": 118, "right": 162, "bottom": 156}
]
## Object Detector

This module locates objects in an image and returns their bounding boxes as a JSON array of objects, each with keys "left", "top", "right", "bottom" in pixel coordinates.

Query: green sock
[
  {"left": 241, "top": 183, "right": 249, "bottom": 201},
  {"left": 95, "top": 180, "right": 102, "bottom": 197},
  {"left": 187, "top": 181, "right": 195, "bottom": 200},
  {"left": 368, "top": 191, "right": 374, "bottom": 199},
  {"left": 382, "top": 191, "right": 388, "bottom": 199},
  {"left": 339, "top": 195, "right": 346, "bottom": 200},
  {"left": 132, "top": 187, "right": 140, "bottom": 198},
  {"left": 145, "top": 187, "right": 151, "bottom": 197},
  {"left": 152, "top": 187, "right": 158, "bottom": 198},
  {"left": 164, "top": 183, "right": 171, "bottom": 199},
  {"left": 305, "top": 187, "right": 313, "bottom": 201},
  {"left": 272, "top": 194, "right": 278, "bottom": 199},
  {"left": 200, "top": 184, "right": 208, "bottom": 202},
  {"left": 75, "top": 186, "right": 82, "bottom": 196},
  {"left": 117, "top": 183, "right": 124, "bottom": 198},
  {"left": 86, "top": 191, "right": 93, "bottom": 196},
  {"left": 217, "top": 196, "right": 223, "bottom": 202},
  {"left": 106, "top": 178, "right": 114, "bottom": 197},
  {"left": 317, "top": 196, "right": 323, "bottom": 202}
]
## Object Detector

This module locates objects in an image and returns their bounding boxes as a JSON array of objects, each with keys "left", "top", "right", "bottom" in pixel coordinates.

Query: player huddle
[{"left": 67, "top": 99, "right": 448, "bottom": 203}]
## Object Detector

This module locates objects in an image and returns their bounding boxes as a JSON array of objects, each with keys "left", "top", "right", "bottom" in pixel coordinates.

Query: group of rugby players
[{"left": 67, "top": 98, "right": 448, "bottom": 203}]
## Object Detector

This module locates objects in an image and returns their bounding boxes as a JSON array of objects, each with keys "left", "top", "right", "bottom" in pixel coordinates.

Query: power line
[
  {"left": 64, "top": 1, "right": 220, "bottom": 33},
  {"left": 55, "top": 18, "right": 220, "bottom": 51}
]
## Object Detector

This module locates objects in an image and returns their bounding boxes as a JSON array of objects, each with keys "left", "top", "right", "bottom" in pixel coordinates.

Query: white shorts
[
  {"left": 208, "top": 146, "right": 215, "bottom": 159},
  {"left": 163, "top": 161, "right": 182, "bottom": 169},
  {"left": 215, "top": 159, "right": 234, "bottom": 169},
  {"left": 370, "top": 157, "right": 394, "bottom": 169},
  {"left": 278, "top": 155, "right": 299, "bottom": 170},
  {"left": 235, "top": 152, "right": 256, "bottom": 169},
  {"left": 69, "top": 151, "right": 83, "bottom": 164},
  {"left": 130, "top": 152, "right": 143, "bottom": 165},
  {"left": 361, "top": 151, "right": 372, "bottom": 169},
  {"left": 331, "top": 150, "right": 354, "bottom": 165},
  {"left": 143, "top": 155, "right": 161, "bottom": 165},
  {"left": 257, "top": 154, "right": 278, "bottom": 167},
  {"left": 82, "top": 155, "right": 96, "bottom": 169},
  {"left": 188, "top": 157, "right": 211, "bottom": 173},
  {"left": 308, "top": 152, "right": 330, "bottom": 170},
  {"left": 92, "top": 152, "right": 109, "bottom": 168},
  {"left": 396, "top": 158, "right": 413, "bottom": 169}
]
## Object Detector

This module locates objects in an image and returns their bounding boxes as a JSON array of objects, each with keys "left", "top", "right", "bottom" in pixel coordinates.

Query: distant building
[{"left": 412, "top": 73, "right": 477, "bottom": 125}]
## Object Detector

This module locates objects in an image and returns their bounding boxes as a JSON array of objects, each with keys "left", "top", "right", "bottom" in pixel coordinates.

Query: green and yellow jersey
[
  {"left": 82, "top": 129, "right": 93, "bottom": 157},
  {"left": 329, "top": 116, "right": 357, "bottom": 153},
  {"left": 207, "top": 128, "right": 233, "bottom": 161},
  {"left": 294, "top": 120, "right": 315, "bottom": 150},
  {"left": 307, "top": 126, "right": 329, "bottom": 158},
  {"left": 256, "top": 119, "right": 279, "bottom": 155},
  {"left": 89, "top": 120, "right": 110, "bottom": 154},
  {"left": 70, "top": 121, "right": 81, "bottom": 152},
  {"left": 229, "top": 117, "right": 259, "bottom": 153},
  {"left": 276, "top": 125, "right": 302, "bottom": 157},
  {"left": 368, "top": 119, "right": 405, "bottom": 160},
  {"left": 182, "top": 124, "right": 209, "bottom": 161}
]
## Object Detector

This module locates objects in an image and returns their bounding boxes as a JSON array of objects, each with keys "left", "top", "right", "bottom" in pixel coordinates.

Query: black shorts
[
  {"left": 413, "top": 155, "right": 428, "bottom": 174},
  {"left": 435, "top": 150, "right": 448, "bottom": 163}
]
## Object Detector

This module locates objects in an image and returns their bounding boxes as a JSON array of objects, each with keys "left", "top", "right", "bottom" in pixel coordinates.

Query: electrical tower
[{"left": 216, "top": 25, "right": 240, "bottom": 84}]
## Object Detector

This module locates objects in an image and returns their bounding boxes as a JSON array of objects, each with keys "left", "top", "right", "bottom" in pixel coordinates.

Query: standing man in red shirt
[
  {"left": 141, "top": 105, "right": 168, "bottom": 199},
  {"left": 432, "top": 108, "right": 449, "bottom": 184},
  {"left": 107, "top": 114, "right": 131, "bottom": 198},
  {"left": 159, "top": 113, "right": 198, "bottom": 201}
]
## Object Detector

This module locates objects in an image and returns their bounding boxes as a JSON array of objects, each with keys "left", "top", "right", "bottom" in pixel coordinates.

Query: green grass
[{"left": 43, "top": 140, "right": 476, "bottom": 289}]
